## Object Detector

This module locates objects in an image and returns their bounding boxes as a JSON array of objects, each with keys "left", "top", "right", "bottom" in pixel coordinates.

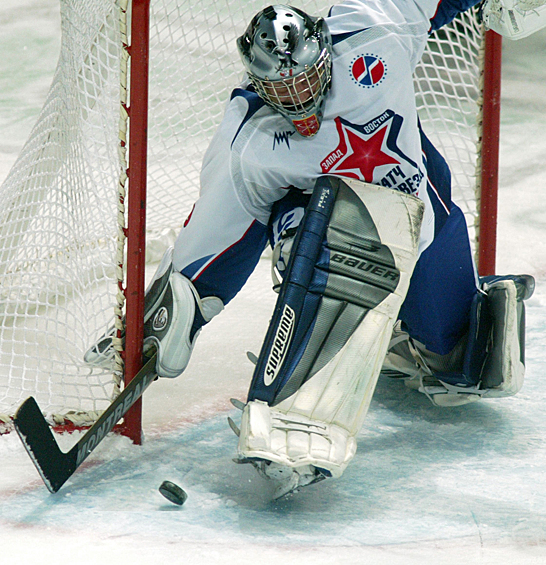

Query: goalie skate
[
  {"left": 237, "top": 457, "right": 328, "bottom": 499},
  {"left": 228, "top": 399, "right": 328, "bottom": 499}
]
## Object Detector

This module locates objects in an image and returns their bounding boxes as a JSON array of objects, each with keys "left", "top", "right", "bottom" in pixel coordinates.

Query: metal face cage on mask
[{"left": 237, "top": 4, "right": 333, "bottom": 137}]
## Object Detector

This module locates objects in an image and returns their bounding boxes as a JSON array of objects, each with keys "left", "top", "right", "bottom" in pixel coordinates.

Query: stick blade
[{"left": 14, "top": 397, "right": 76, "bottom": 493}]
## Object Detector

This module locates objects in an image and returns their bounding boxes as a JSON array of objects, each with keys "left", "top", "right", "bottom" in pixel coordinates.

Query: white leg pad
[
  {"left": 238, "top": 180, "right": 424, "bottom": 478},
  {"left": 239, "top": 296, "right": 400, "bottom": 477},
  {"left": 482, "top": 280, "right": 525, "bottom": 397}
]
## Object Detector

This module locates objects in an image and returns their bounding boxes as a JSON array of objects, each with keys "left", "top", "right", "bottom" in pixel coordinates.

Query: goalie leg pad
[
  {"left": 238, "top": 177, "right": 424, "bottom": 481},
  {"left": 383, "top": 274, "right": 534, "bottom": 406},
  {"left": 480, "top": 275, "right": 534, "bottom": 397}
]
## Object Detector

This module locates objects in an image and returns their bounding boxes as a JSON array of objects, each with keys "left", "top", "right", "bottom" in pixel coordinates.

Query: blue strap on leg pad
[{"left": 238, "top": 177, "right": 424, "bottom": 480}]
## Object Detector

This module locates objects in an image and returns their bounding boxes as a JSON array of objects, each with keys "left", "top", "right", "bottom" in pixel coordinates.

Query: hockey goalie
[{"left": 86, "top": 0, "right": 540, "bottom": 498}]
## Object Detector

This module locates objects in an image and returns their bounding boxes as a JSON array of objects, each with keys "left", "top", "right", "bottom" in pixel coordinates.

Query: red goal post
[
  {"left": 477, "top": 30, "right": 502, "bottom": 277},
  {"left": 123, "top": 0, "right": 151, "bottom": 444},
  {"left": 0, "top": 0, "right": 501, "bottom": 441}
]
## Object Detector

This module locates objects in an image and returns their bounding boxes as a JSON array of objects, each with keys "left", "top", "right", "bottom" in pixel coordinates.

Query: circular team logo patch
[
  {"left": 350, "top": 54, "right": 387, "bottom": 87},
  {"left": 152, "top": 307, "right": 169, "bottom": 332}
]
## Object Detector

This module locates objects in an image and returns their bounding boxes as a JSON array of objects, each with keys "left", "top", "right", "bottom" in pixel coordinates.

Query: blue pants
[{"left": 398, "top": 204, "right": 477, "bottom": 355}]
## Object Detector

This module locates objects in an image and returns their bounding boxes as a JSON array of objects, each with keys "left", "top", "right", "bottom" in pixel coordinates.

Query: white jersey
[
  {"left": 173, "top": 0, "right": 478, "bottom": 298},
  {"left": 200, "top": 0, "right": 456, "bottom": 254}
]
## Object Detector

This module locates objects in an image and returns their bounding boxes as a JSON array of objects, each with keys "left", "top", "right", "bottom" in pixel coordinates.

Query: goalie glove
[{"left": 482, "top": 0, "right": 546, "bottom": 40}]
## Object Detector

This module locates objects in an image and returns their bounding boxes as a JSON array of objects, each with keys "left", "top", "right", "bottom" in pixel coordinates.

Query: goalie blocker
[
  {"left": 85, "top": 246, "right": 224, "bottom": 378},
  {"left": 236, "top": 176, "right": 424, "bottom": 496}
]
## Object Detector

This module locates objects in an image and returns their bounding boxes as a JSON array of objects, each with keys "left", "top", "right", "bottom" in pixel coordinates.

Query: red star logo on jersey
[{"left": 320, "top": 117, "right": 400, "bottom": 182}]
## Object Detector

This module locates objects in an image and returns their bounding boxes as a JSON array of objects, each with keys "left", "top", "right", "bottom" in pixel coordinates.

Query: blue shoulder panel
[
  {"left": 331, "top": 29, "right": 368, "bottom": 45},
  {"left": 429, "top": 0, "right": 482, "bottom": 32},
  {"left": 230, "top": 86, "right": 266, "bottom": 147}
]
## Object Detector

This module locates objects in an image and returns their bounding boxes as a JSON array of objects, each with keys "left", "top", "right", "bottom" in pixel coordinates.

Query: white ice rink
[{"left": 1, "top": 2, "right": 546, "bottom": 564}]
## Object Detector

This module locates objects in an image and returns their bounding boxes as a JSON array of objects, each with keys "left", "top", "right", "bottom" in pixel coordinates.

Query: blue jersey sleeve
[{"left": 428, "top": 0, "right": 482, "bottom": 32}]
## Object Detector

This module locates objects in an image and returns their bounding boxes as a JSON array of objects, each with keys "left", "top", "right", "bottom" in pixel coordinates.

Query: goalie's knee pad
[
  {"left": 237, "top": 176, "right": 424, "bottom": 484},
  {"left": 84, "top": 247, "right": 223, "bottom": 378},
  {"left": 383, "top": 274, "right": 535, "bottom": 406}
]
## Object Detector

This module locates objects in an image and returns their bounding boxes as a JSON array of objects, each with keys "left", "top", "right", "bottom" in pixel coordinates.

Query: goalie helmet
[{"left": 237, "top": 4, "right": 332, "bottom": 137}]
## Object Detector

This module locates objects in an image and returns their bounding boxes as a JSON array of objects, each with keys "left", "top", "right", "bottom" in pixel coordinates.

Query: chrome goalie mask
[{"left": 237, "top": 5, "right": 332, "bottom": 137}]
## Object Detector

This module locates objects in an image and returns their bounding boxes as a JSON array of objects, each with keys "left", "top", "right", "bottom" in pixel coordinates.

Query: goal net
[{"left": 0, "top": 0, "right": 496, "bottom": 431}]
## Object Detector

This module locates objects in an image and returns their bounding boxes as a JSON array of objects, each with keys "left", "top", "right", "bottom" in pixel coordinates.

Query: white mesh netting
[{"left": 0, "top": 0, "right": 487, "bottom": 426}]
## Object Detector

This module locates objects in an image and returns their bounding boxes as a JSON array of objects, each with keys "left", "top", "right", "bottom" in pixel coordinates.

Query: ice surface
[{"left": 1, "top": 2, "right": 546, "bottom": 564}]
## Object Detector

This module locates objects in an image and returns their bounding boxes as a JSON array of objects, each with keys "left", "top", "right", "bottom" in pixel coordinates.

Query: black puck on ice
[{"left": 159, "top": 480, "right": 188, "bottom": 506}]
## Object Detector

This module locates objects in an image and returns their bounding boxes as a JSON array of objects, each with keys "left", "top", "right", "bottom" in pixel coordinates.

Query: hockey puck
[{"left": 159, "top": 480, "right": 187, "bottom": 506}]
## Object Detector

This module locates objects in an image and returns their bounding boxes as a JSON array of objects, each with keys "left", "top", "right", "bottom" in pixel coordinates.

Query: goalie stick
[{"left": 14, "top": 350, "right": 158, "bottom": 493}]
